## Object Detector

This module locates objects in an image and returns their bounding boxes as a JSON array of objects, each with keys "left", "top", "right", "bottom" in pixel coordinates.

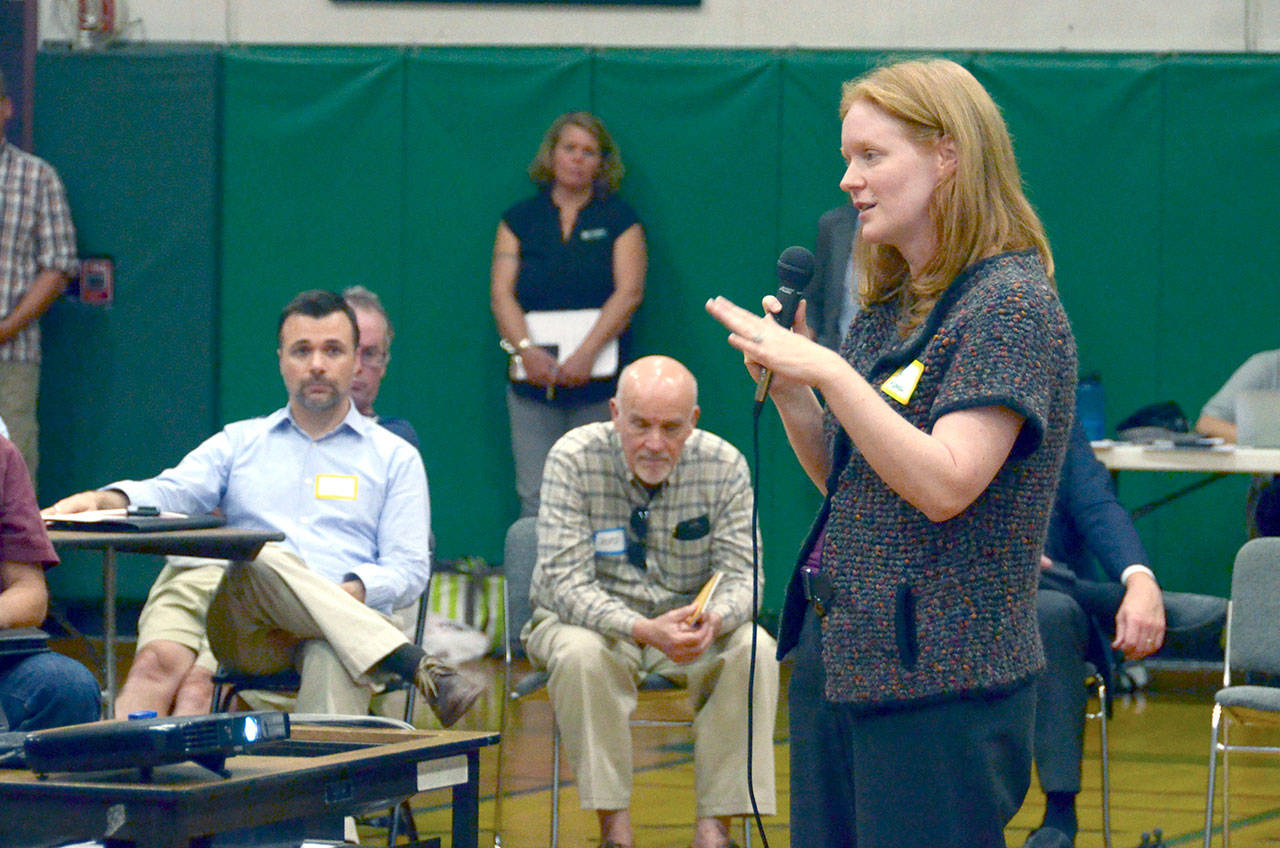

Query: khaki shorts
[{"left": 136, "top": 559, "right": 227, "bottom": 672}]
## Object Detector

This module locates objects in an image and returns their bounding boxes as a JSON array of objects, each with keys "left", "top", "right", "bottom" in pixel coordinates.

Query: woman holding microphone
[{"left": 706, "top": 59, "right": 1077, "bottom": 847}]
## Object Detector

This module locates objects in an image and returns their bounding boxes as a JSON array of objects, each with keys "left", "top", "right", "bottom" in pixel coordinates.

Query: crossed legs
[
  {"left": 205, "top": 546, "right": 408, "bottom": 713},
  {"left": 115, "top": 560, "right": 223, "bottom": 718}
]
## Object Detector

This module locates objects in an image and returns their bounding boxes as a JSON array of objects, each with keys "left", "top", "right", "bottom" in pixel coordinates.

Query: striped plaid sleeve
[
  {"left": 701, "top": 437, "right": 761, "bottom": 631},
  {"left": 35, "top": 163, "right": 78, "bottom": 277}
]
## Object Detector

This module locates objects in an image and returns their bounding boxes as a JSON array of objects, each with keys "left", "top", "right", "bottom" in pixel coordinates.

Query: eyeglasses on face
[{"left": 358, "top": 347, "right": 388, "bottom": 367}]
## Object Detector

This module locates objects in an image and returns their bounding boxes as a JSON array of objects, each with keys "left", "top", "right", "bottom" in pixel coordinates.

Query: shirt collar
[
  {"left": 541, "top": 183, "right": 599, "bottom": 212},
  {"left": 607, "top": 422, "right": 688, "bottom": 501},
  {"left": 274, "top": 399, "right": 369, "bottom": 441}
]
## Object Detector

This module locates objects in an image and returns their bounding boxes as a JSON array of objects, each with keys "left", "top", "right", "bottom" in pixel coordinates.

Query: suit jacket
[
  {"left": 1042, "top": 417, "right": 1153, "bottom": 694},
  {"left": 804, "top": 204, "right": 859, "bottom": 351},
  {"left": 1045, "top": 418, "right": 1148, "bottom": 583}
]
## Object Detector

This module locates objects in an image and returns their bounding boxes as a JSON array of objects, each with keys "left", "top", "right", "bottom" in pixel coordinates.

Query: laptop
[
  {"left": 0, "top": 627, "right": 50, "bottom": 658},
  {"left": 1236, "top": 390, "right": 1280, "bottom": 448},
  {"left": 44, "top": 509, "right": 226, "bottom": 533}
]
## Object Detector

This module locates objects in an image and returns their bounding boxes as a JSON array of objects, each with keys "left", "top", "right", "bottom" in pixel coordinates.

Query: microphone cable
[
  {"left": 743, "top": 395, "right": 772, "bottom": 848},
  {"left": 740, "top": 245, "right": 814, "bottom": 848}
]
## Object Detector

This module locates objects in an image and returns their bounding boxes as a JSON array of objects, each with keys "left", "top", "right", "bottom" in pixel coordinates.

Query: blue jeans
[{"left": 0, "top": 652, "right": 100, "bottom": 730}]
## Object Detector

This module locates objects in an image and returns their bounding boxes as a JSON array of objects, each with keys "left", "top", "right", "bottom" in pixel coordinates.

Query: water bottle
[{"left": 1076, "top": 373, "right": 1106, "bottom": 441}]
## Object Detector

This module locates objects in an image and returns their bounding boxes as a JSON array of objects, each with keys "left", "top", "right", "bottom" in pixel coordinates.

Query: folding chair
[
  {"left": 491, "top": 517, "right": 752, "bottom": 848},
  {"left": 1204, "top": 537, "right": 1280, "bottom": 848},
  {"left": 210, "top": 583, "right": 432, "bottom": 848}
]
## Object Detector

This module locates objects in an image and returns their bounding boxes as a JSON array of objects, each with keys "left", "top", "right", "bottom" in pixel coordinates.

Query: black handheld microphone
[{"left": 754, "top": 246, "right": 816, "bottom": 404}]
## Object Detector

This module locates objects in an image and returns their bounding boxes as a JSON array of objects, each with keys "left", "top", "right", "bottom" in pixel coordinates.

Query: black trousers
[
  {"left": 1033, "top": 588, "right": 1093, "bottom": 795},
  {"left": 788, "top": 606, "right": 1035, "bottom": 848}
]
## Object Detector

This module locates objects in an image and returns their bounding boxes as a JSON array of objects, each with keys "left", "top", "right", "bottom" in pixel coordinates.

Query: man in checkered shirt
[
  {"left": 524, "top": 355, "right": 778, "bottom": 848},
  {"left": 0, "top": 70, "right": 78, "bottom": 482}
]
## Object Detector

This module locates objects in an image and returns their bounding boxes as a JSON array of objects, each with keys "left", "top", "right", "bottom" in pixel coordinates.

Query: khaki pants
[
  {"left": 206, "top": 544, "right": 410, "bottom": 715},
  {"left": 526, "top": 615, "right": 779, "bottom": 817},
  {"left": 0, "top": 361, "right": 39, "bottom": 484}
]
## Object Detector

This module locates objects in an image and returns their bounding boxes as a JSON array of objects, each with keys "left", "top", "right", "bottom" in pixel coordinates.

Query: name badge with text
[
  {"left": 881, "top": 359, "right": 924, "bottom": 405},
  {"left": 593, "top": 527, "right": 626, "bottom": 556}
]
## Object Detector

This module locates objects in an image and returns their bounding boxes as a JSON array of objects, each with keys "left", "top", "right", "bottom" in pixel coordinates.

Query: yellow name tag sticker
[
  {"left": 315, "top": 474, "right": 358, "bottom": 500},
  {"left": 881, "top": 359, "right": 924, "bottom": 405}
]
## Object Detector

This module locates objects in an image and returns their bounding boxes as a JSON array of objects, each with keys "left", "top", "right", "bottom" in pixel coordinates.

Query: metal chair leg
[
  {"left": 491, "top": 578, "right": 515, "bottom": 848},
  {"left": 386, "top": 798, "right": 419, "bottom": 847},
  {"left": 1205, "top": 705, "right": 1220, "bottom": 848},
  {"left": 491, "top": 682, "right": 512, "bottom": 847},
  {"left": 551, "top": 722, "right": 562, "bottom": 848},
  {"left": 1222, "top": 717, "right": 1231, "bottom": 848},
  {"left": 1096, "top": 679, "right": 1112, "bottom": 848},
  {"left": 1085, "top": 671, "right": 1113, "bottom": 848}
]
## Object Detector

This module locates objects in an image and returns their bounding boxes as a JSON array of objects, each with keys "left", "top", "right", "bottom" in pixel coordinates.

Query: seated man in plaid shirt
[{"left": 523, "top": 355, "right": 778, "bottom": 848}]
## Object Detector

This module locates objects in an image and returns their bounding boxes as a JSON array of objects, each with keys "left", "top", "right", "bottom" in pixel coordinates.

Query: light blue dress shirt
[{"left": 109, "top": 403, "right": 430, "bottom": 615}]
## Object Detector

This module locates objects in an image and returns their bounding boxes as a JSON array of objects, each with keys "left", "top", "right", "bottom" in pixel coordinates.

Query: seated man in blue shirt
[
  {"left": 45, "top": 290, "right": 480, "bottom": 725},
  {"left": 99, "top": 285, "right": 424, "bottom": 719}
]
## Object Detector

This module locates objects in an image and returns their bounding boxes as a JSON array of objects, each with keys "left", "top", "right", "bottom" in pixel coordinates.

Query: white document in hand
[{"left": 510, "top": 308, "right": 618, "bottom": 381}]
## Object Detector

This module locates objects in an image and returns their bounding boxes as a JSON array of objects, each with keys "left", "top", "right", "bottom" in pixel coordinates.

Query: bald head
[
  {"left": 611, "top": 356, "right": 700, "bottom": 486},
  {"left": 616, "top": 355, "right": 698, "bottom": 410}
]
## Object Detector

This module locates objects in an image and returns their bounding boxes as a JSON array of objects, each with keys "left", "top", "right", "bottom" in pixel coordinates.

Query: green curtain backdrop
[
  {"left": 34, "top": 46, "right": 1280, "bottom": 607},
  {"left": 219, "top": 46, "right": 407, "bottom": 423},
  {"left": 399, "top": 47, "right": 594, "bottom": 559},
  {"left": 35, "top": 46, "right": 220, "bottom": 602}
]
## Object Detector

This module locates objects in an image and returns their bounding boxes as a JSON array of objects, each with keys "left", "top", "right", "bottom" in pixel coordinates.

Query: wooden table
[
  {"left": 47, "top": 527, "right": 285, "bottom": 716},
  {"left": 1090, "top": 441, "right": 1280, "bottom": 518},
  {"left": 0, "top": 723, "right": 498, "bottom": 848}
]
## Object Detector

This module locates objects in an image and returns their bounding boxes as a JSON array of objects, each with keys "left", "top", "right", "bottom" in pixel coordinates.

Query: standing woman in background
[
  {"left": 491, "top": 112, "right": 647, "bottom": 517},
  {"left": 707, "top": 59, "right": 1077, "bottom": 847}
]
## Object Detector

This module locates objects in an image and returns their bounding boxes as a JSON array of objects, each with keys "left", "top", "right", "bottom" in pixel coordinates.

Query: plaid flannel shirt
[
  {"left": 529, "top": 421, "right": 760, "bottom": 641},
  {"left": 0, "top": 141, "right": 78, "bottom": 363}
]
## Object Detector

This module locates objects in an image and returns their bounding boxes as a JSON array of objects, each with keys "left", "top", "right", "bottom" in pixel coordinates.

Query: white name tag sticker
[
  {"left": 315, "top": 474, "right": 358, "bottom": 501},
  {"left": 593, "top": 527, "right": 626, "bottom": 555},
  {"left": 881, "top": 359, "right": 924, "bottom": 405}
]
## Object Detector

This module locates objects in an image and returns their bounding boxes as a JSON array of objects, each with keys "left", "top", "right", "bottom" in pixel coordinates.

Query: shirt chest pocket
[{"left": 658, "top": 515, "right": 713, "bottom": 593}]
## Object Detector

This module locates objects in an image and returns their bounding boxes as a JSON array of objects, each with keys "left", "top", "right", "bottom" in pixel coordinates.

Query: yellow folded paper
[{"left": 686, "top": 571, "right": 724, "bottom": 625}]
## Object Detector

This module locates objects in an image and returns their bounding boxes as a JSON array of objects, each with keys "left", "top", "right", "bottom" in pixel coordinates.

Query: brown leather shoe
[{"left": 414, "top": 655, "right": 483, "bottom": 727}]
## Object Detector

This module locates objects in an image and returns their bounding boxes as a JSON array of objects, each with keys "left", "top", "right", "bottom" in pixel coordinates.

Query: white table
[{"left": 1090, "top": 441, "right": 1280, "bottom": 518}]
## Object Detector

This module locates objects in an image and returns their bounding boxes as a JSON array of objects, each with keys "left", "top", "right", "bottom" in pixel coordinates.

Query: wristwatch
[{"left": 499, "top": 337, "right": 533, "bottom": 356}]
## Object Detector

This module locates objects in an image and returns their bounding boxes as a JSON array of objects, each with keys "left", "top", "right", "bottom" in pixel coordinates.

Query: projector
[{"left": 24, "top": 711, "right": 290, "bottom": 780}]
